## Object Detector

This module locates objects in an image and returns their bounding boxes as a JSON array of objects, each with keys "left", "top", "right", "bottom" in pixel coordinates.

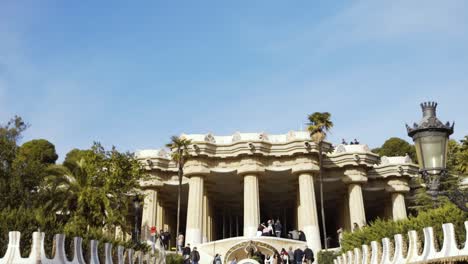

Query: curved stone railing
[
  {"left": 333, "top": 221, "right": 468, "bottom": 264},
  {"left": 0, "top": 231, "right": 163, "bottom": 264}
]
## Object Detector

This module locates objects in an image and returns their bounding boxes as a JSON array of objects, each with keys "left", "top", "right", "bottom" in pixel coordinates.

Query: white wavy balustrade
[
  {"left": 0, "top": 231, "right": 163, "bottom": 264},
  {"left": 333, "top": 221, "right": 468, "bottom": 264}
]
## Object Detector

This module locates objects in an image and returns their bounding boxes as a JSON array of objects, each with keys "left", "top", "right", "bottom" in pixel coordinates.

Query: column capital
[
  {"left": 342, "top": 168, "right": 367, "bottom": 184},
  {"left": 385, "top": 179, "right": 410, "bottom": 193},
  {"left": 291, "top": 163, "right": 319, "bottom": 175},
  {"left": 238, "top": 157, "right": 265, "bottom": 176},
  {"left": 184, "top": 159, "right": 211, "bottom": 177}
]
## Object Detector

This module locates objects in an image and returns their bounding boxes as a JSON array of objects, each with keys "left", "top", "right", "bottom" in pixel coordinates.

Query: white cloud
[{"left": 265, "top": 0, "right": 468, "bottom": 55}]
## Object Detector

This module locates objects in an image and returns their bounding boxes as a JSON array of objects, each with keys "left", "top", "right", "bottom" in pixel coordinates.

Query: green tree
[
  {"left": 10, "top": 139, "right": 58, "bottom": 207},
  {"left": 63, "top": 148, "right": 93, "bottom": 172},
  {"left": 43, "top": 143, "right": 144, "bottom": 234},
  {"left": 0, "top": 116, "right": 28, "bottom": 209},
  {"left": 306, "top": 112, "right": 333, "bottom": 249},
  {"left": 166, "top": 136, "right": 192, "bottom": 237},
  {"left": 374, "top": 137, "right": 416, "bottom": 161}
]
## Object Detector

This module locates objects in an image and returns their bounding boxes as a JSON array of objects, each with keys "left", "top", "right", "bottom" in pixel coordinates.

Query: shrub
[
  {"left": 341, "top": 203, "right": 467, "bottom": 252},
  {"left": 317, "top": 250, "right": 341, "bottom": 264},
  {"left": 166, "top": 253, "right": 184, "bottom": 264}
]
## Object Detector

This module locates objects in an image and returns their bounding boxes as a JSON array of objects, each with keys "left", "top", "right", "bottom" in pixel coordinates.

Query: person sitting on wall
[
  {"left": 262, "top": 223, "right": 270, "bottom": 236},
  {"left": 298, "top": 230, "right": 306, "bottom": 241},
  {"left": 257, "top": 224, "right": 264, "bottom": 237},
  {"left": 288, "top": 229, "right": 299, "bottom": 240}
]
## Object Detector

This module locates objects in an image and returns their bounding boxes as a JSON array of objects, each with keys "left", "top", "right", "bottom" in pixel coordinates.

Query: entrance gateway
[{"left": 136, "top": 131, "right": 419, "bottom": 264}]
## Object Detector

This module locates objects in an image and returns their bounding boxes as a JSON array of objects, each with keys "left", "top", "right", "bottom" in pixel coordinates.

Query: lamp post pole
[
  {"left": 133, "top": 197, "right": 141, "bottom": 243},
  {"left": 406, "top": 102, "right": 467, "bottom": 212}
]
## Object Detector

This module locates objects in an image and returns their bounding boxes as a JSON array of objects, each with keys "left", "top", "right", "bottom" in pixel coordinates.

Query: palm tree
[
  {"left": 42, "top": 159, "right": 116, "bottom": 229},
  {"left": 306, "top": 112, "right": 333, "bottom": 249},
  {"left": 166, "top": 136, "right": 192, "bottom": 237}
]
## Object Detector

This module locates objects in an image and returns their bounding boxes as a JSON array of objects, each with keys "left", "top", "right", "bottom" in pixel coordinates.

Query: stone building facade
[{"left": 136, "top": 131, "right": 419, "bottom": 260}]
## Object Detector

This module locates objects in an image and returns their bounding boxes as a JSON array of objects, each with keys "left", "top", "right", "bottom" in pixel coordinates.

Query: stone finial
[{"left": 204, "top": 133, "right": 216, "bottom": 143}]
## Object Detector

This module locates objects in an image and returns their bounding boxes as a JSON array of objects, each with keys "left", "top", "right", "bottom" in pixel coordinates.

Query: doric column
[
  {"left": 202, "top": 190, "right": 209, "bottom": 243},
  {"left": 207, "top": 202, "right": 213, "bottom": 241},
  {"left": 156, "top": 200, "right": 164, "bottom": 232},
  {"left": 391, "top": 193, "right": 407, "bottom": 220},
  {"left": 343, "top": 169, "right": 367, "bottom": 229},
  {"left": 185, "top": 175, "right": 205, "bottom": 245},
  {"left": 297, "top": 172, "right": 322, "bottom": 253},
  {"left": 386, "top": 179, "right": 410, "bottom": 221},
  {"left": 347, "top": 183, "right": 366, "bottom": 228},
  {"left": 243, "top": 173, "right": 260, "bottom": 237},
  {"left": 141, "top": 189, "right": 158, "bottom": 241}
]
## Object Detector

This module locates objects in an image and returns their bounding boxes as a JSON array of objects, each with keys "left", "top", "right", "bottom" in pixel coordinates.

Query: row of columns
[
  {"left": 141, "top": 171, "right": 408, "bottom": 249},
  {"left": 141, "top": 189, "right": 165, "bottom": 241}
]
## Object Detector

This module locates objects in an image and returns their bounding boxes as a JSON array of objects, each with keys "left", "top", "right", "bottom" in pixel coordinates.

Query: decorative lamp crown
[
  {"left": 406, "top": 101, "right": 454, "bottom": 137},
  {"left": 421, "top": 101, "right": 437, "bottom": 118}
]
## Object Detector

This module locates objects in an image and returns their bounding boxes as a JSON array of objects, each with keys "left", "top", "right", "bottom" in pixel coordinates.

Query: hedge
[{"left": 341, "top": 203, "right": 468, "bottom": 253}]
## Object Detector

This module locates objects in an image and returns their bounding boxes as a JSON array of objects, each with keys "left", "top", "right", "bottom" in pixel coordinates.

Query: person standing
[
  {"left": 287, "top": 246, "right": 294, "bottom": 264},
  {"left": 353, "top": 223, "right": 360, "bottom": 232},
  {"left": 274, "top": 220, "right": 282, "bottom": 238},
  {"left": 162, "top": 229, "right": 171, "bottom": 250},
  {"left": 177, "top": 233, "right": 184, "bottom": 253},
  {"left": 337, "top": 227, "right": 343, "bottom": 247},
  {"left": 293, "top": 247, "right": 304, "bottom": 264},
  {"left": 214, "top": 254, "right": 222, "bottom": 264},
  {"left": 230, "top": 257, "right": 238, "bottom": 264},
  {"left": 303, "top": 246, "right": 314, "bottom": 264},
  {"left": 183, "top": 243, "right": 191, "bottom": 261},
  {"left": 190, "top": 247, "right": 201, "bottom": 264}
]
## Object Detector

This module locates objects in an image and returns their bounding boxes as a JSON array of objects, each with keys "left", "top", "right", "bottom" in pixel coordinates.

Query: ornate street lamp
[
  {"left": 406, "top": 102, "right": 467, "bottom": 212},
  {"left": 133, "top": 196, "right": 141, "bottom": 243}
]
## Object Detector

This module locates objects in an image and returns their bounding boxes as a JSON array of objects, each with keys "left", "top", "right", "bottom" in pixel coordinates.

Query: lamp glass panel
[
  {"left": 419, "top": 134, "right": 447, "bottom": 173},
  {"left": 414, "top": 138, "right": 423, "bottom": 169}
]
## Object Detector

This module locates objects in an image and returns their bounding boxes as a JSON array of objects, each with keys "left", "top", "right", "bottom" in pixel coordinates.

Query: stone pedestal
[
  {"left": 297, "top": 172, "right": 322, "bottom": 253},
  {"left": 186, "top": 175, "right": 204, "bottom": 245},
  {"left": 243, "top": 173, "right": 260, "bottom": 237}
]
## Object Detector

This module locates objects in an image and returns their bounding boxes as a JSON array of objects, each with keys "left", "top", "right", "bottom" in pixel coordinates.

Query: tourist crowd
[
  {"left": 177, "top": 244, "right": 314, "bottom": 264},
  {"left": 256, "top": 219, "right": 307, "bottom": 242}
]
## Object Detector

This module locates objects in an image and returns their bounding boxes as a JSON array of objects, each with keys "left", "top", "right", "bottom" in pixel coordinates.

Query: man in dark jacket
[
  {"left": 293, "top": 247, "right": 304, "bottom": 264},
  {"left": 303, "top": 246, "right": 314, "bottom": 264},
  {"left": 190, "top": 247, "right": 201, "bottom": 264},
  {"left": 182, "top": 244, "right": 191, "bottom": 261}
]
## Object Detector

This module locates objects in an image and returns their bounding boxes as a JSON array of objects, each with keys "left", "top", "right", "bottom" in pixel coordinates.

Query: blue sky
[{"left": 1, "top": 0, "right": 467, "bottom": 161}]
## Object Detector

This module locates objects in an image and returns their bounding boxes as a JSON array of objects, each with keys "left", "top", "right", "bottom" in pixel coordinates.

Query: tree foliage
[
  {"left": 44, "top": 143, "right": 145, "bottom": 234},
  {"left": 372, "top": 137, "right": 416, "bottom": 161},
  {"left": 0, "top": 116, "right": 147, "bottom": 253}
]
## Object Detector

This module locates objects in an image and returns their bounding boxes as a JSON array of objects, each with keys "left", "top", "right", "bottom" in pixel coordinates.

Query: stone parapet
[
  {"left": 0, "top": 231, "right": 162, "bottom": 264},
  {"left": 333, "top": 221, "right": 468, "bottom": 264}
]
